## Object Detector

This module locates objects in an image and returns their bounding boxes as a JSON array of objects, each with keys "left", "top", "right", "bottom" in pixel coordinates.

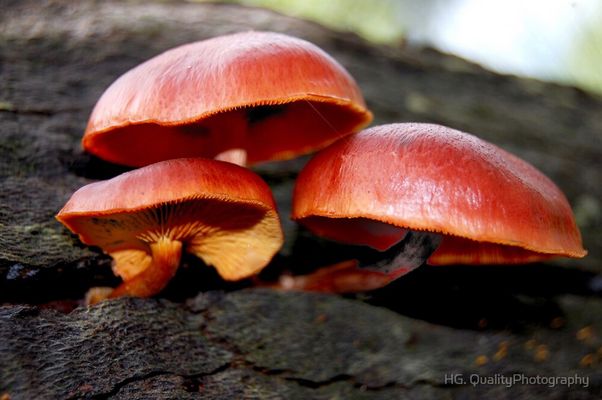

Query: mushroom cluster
[
  {"left": 57, "top": 31, "right": 371, "bottom": 303},
  {"left": 58, "top": 31, "right": 586, "bottom": 303}
]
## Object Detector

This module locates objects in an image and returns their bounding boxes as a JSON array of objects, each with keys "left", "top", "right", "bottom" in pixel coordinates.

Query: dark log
[{"left": 1, "top": 290, "right": 601, "bottom": 399}]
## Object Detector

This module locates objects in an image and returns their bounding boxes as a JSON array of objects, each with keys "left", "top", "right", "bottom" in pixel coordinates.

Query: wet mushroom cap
[
  {"left": 56, "top": 158, "right": 284, "bottom": 280},
  {"left": 292, "top": 123, "right": 587, "bottom": 264},
  {"left": 83, "top": 31, "right": 372, "bottom": 167}
]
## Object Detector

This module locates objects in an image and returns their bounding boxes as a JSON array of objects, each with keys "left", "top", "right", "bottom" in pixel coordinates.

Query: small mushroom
[
  {"left": 83, "top": 31, "right": 372, "bottom": 167},
  {"left": 288, "top": 123, "right": 586, "bottom": 292},
  {"left": 56, "top": 158, "right": 283, "bottom": 303}
]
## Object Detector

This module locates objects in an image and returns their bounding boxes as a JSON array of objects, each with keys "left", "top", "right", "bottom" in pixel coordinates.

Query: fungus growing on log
[
  {"left": 56, "top": 158, "right": 283, "bottom": 303},
  {"left": 288, "top": 123, "right": 586, "bottom": 292},
  {"left": 83, "top": 31, "right": 372, "bottom": 167}
]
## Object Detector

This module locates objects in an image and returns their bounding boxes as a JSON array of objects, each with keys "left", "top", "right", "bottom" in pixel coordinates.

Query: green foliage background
[{"left": 210, "top": 0, "right": 602, "bottom": 96}]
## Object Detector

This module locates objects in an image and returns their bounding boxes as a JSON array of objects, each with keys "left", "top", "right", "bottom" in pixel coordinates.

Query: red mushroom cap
[
  {"left": 292, "top": 123, "right": 587, "bottom": 264},
  {"left": 57, "top": 158, "right": 283, "bottom": 281},
  {"left": 83, "top": 31, "right": 372, "bottom": 167}
]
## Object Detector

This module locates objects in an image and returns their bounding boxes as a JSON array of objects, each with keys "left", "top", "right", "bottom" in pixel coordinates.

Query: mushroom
[
  {"left": 56, "top": 158, "right": 283, "bottom": 303},
  {"left": 287, "top": 123, "right": 587, "bottom": 292},
  {"left": 83, "top": 31, "right": 372, "bottom": 167}
]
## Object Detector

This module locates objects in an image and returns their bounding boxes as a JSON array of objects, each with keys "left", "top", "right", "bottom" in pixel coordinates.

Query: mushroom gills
[
  {"left": 247, "top": 104, "right": 286, "bottom": 123},
  {"left": 357, "top": 230, "right": 442, "bottom": 278},
  {"left": 78, "top": 199, "right": 274, "bottom": 303}
]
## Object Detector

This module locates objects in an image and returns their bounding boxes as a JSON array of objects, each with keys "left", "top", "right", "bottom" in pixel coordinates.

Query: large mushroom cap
[
  {"left": 57, "top": 158, "right": 283, "bottom": 281},
  {"left": 83, "top": 31, "right": 372, "bottom": 167},
  {"left": 292, "top": 123, "right": 587, "bottom": 264}
]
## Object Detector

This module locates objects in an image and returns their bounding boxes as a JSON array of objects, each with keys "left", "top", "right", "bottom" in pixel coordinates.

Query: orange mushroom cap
[
  {"left": 57, "top": 158, "right": 283, "bottom": 296},
  {"left": 83, "top": 31, "right": 372, "bottom": 167},
  {"left": 292, "top": 123, "right": 587, "bottom": 265}
]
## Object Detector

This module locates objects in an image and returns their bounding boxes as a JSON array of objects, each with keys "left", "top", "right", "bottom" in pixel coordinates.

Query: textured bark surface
[
  {"left": 1, "top": 290, "right": 601, "bottom": 399},
  {"left": 0, "top": 1, "right": 601, "bottom": 399}
]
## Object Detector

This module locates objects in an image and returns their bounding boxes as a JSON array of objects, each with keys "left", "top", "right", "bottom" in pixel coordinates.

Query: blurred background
[{"left": 209, "top": 0, "right": 602, "bottom": 96}]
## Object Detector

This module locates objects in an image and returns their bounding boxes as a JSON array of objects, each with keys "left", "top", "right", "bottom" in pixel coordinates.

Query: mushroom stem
[
  {"left": 275, "top": 231, "right": 442, "bottom": 293},
  {"left": 214, "top": 148, "right": 248, "bottom": 166},
  {"left": 108, "top": 237, "right": 183, "bottom": 299},
  {"left": 357, "top": 230, "right": 442, "bottom": 277},
  {"left": 211, "top": 109, "right": 249, "bottom": 166}
]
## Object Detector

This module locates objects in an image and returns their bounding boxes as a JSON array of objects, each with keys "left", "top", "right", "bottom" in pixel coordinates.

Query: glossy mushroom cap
[
  {"left": 292, "top": 123, "right": 587, "bottom": 264},
  {"left": 57, "top": 158, "right": 283, "bottom": 282},
  {"left": 83, "top": 31, "right": 372, "bottom": 167}
]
